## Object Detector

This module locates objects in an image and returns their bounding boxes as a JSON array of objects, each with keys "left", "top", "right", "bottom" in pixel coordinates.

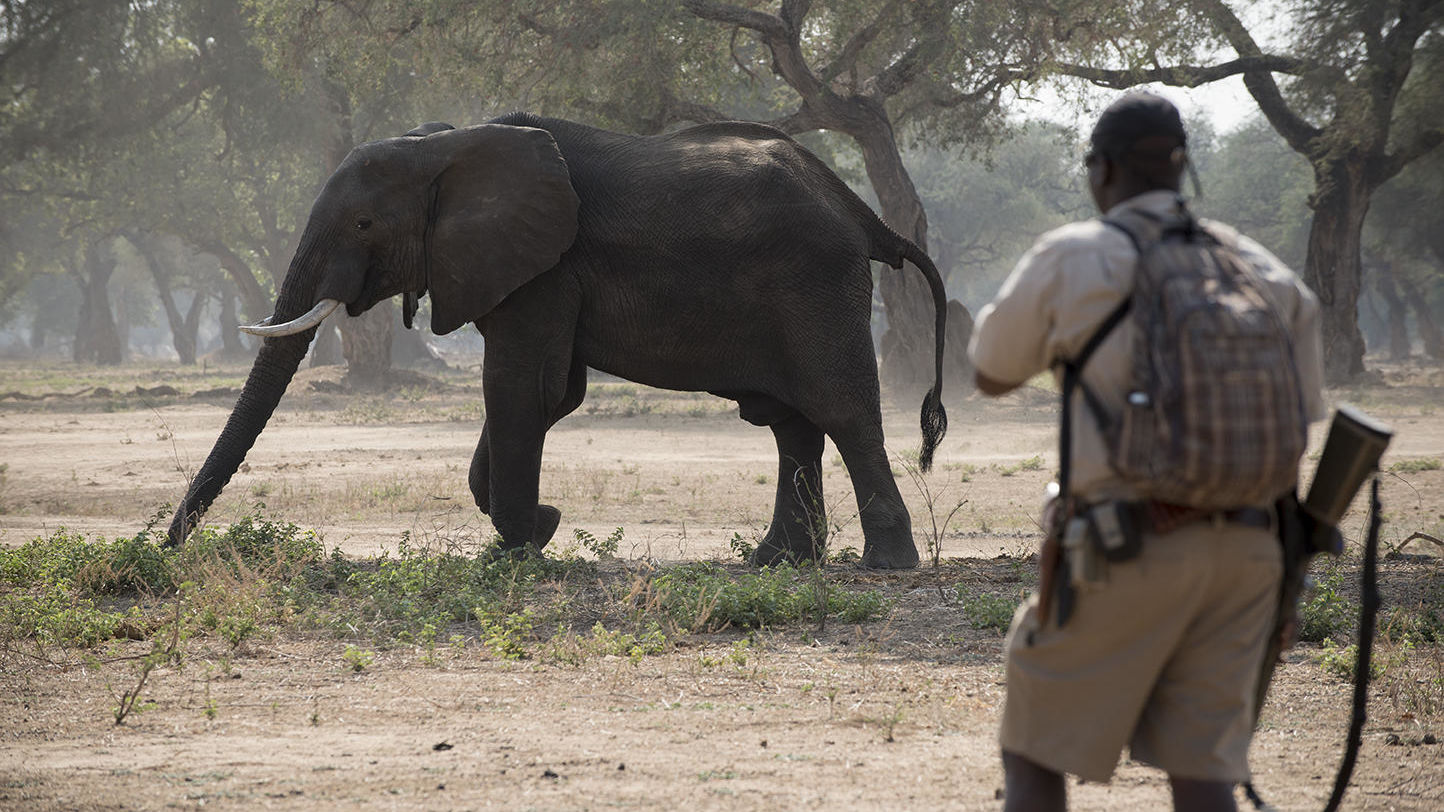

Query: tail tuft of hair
[{"left": 918, "top": 387, "right": 947, "bottom": 472}]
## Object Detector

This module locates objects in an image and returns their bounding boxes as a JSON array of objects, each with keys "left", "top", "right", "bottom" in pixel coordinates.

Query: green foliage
[
  {"left": 1298, "top": 567, "right": 1359, "bottom": 644},
  {"left": 341, "top": 645, "right": 375, "bottom": 672},
  {"left": 728, "top": 532, "right": 757, "bottom": 563},
  {"left": 548, "top": 621, "right": 668, "bottom": 666},
  {"left": 475, "top": 606, "right": 535, "bottom": 660},
  {"left": 4, "top": 506, "right": 897, "bottom": 670},
  {"left": 1389, "top": 457, "right": 1442, "bottom": 474},
  {"left": 0, "top": 580, "right": 141, "bottom": 648},
  {"left": 648, "top": 563, "right": 889, "bottom": 632},
  {"left": 957, "top": 589, "right": 1019, "bottom": 633},
  {"left": 574, "top": 527, "right": 624, "bottom": 559},
  {"left": 324, "top": 535, "right": 586, "bottom": 644}
]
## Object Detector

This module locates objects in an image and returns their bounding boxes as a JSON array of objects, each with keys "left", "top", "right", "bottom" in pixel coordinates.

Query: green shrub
[
  {"left": 0, "top": 581, "right": 139, "bottom": 647},
  {"left": 1388, "top": 457, "right": 1442, "bottom": 474},
  {"left": 648, "top": 563, "right": 888, "bottom": 631},
  {"left": 958, "top": 589, "right": 1019, "bottom": 633},
  {"left": 1298, "top": 568, "right": 1357, "bottom": 643},
  {"left": 574, "top": 527, "right": 623, "bottom": 559}
]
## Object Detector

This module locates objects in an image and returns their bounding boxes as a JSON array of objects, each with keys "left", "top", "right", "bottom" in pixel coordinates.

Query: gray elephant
[{"left": 166, "top": 114, "right": 948, "bottom": 569}]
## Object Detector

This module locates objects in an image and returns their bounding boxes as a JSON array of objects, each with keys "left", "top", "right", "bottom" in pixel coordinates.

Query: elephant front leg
[
  {"left": 751, "top": 414, "right": 828, "bottom": 566},
  {"left": 475, "top": 331, "right": 588, "bottom": 555},
  {"left": 469, "top": 421, "right": 561, "bottom": 552}
]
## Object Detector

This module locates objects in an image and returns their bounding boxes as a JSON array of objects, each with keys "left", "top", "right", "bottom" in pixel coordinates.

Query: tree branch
[
  {"left": 1382, "top": 127, "right": 1444, "bottom": 180},
  {"left": 820, "top": 1, "right": 902, "bottom": 86},
  {"left": 682, "top": 0, "right": 788, "bottom": 39},
  {"left": 1055, "top": 55, "right": 1308, "bottom": 89},
  {"left": 865, "top": 3, "right": 959, "bottom": 100},
  {"left": 684, "top": 0, "right": 824, "bottom": 97},
  {"left": 1184, "top": 0, "right": 1322, "bottom": 155}
]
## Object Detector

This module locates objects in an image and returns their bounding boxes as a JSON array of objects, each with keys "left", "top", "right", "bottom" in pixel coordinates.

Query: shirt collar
[{"left": 1105, "top": 189, "right": 1187, "bottom": 219}]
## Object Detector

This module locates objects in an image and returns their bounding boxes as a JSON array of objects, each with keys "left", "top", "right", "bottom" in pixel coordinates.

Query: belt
[{"left": 1143, "top": 501, "right": 1275, "bottom": 535}]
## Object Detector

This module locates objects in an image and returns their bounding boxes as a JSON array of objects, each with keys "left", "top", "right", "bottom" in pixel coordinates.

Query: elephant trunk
[{"left": 165, "top": 242, "right": 328, "bottom": 546}]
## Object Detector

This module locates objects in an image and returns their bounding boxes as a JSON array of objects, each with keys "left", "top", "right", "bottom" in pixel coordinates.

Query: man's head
[{"left": 1085, "top": 92, "right": 1189, "bottom": 212}]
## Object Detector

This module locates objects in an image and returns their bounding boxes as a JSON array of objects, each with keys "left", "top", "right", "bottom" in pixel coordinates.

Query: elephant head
[{"left": 165, "top": 123, "right": 580, "bottom": 545}]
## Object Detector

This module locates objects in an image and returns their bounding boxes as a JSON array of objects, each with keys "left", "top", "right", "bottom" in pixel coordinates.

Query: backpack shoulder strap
[{"left": 1057, "top": 295, "right": 1131, "bottom": 498}]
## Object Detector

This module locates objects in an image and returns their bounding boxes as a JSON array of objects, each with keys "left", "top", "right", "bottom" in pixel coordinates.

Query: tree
[
  {"left": 1366, "top": 139, "right": 1444, "bottom": 359},
  {"left": 1046, "top": 0, "right": 1444, "bottom": 381},
  {"left": 902, "top": 122, "right": 1094, "bottom": 312}
]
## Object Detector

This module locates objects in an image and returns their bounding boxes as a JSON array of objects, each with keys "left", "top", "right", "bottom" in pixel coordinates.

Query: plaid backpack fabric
[{"left": 1079, "top": 205, "right": 1308, "bottom": 509}]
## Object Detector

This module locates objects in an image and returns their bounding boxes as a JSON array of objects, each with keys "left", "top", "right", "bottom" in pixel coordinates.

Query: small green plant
[
  {"left": 574, "top": 527, "right": 624, "bottom": 559},
  {"left": 648, "top": 562, "right": 888, "bottom": 632},
  {"left": 1298, "top": 567, "right": 1357, "bottom": 643},
  {"left": 1316, "top": 640, "right": 1385, "bottom": 682},
  {"left": 550, "top": 621, "right": 668, "bottom": 665},
  {"left": 728, "top": 532, "right": 757, "bottom": 563},
  {"left": 341, "top": 645, "right": 375, "bottom": 672},
  {"left": 958, "top": 589, "right": 1019, "bottom": 633},
  {"left": 1389, "top": 457, "right": 1442, "bottom": 474},
  {"left": 476, "top": 605, "right": 535, "bottom": 660},
  {"left": 899, "top": 456, "right": 967, "bottom": 568}
]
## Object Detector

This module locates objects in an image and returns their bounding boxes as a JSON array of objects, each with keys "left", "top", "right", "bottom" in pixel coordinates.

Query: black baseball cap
[{"left": 1089, "top": 92, "right": 1187, "bottom": 158}]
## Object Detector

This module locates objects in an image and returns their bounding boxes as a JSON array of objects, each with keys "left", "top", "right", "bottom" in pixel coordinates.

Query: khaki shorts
[{"left": 999, "top": 520, "right": 1282, "bottom": 783}]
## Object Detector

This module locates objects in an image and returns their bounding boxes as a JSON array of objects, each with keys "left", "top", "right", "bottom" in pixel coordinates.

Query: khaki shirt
[{"left": 969, "top": 190, "right": 1327, "bottom": 502}]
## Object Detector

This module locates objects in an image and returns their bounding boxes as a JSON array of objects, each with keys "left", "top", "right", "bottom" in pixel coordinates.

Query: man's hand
[{"left": 975, "top": 370, "right": 1023, "bottom": 397}]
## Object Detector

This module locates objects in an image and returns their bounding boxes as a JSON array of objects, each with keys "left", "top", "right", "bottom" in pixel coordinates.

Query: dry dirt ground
[{"left": 2, "top": 357, "right": 1443, "bottom": 811}]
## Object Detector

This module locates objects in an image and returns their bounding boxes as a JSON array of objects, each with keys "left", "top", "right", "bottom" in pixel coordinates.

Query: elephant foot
[
  {"left": 487, "top": 504, "right": 563, "bottom": 561},
  {"left": 748, "top": 523, "right": 821, "bottom": 567},
  {"left": 533, "top": 504, "right": 562, "bottom": 547},
  {"left": 860, "top": 536, "right": 920, "bottom": 570}
]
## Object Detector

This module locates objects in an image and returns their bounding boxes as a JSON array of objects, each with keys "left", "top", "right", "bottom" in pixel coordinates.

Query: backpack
[{"left": 1065, "top": 203, "right": 1308, "bottom": 510}]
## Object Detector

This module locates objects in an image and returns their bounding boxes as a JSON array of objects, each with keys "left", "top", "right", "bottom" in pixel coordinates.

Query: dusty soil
[{"left": 2, "top": 358, "right": 1443, "bottom": 810}]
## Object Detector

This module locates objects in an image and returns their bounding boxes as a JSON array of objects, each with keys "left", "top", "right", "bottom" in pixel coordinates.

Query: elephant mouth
[{"left": 238, "top": 299, "right": 343, "bottom": 337}]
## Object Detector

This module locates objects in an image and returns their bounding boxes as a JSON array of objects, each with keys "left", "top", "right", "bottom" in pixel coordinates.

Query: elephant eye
[{"left": 354, "top": 216, "right": 373, "bottom": 232}]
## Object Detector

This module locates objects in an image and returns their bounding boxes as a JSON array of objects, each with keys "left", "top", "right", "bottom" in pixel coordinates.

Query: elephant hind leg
[
  {"left": 746, "top": 408, "right": 828, "bottom": 567},
  {"left": 829, "top": 424, "right": 918, "bottom": 570}
]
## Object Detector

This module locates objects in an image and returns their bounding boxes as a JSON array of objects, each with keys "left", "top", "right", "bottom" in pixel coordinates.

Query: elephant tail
[
  {"left": 866, "top": 234, "right": 947, "bottom": 471},
  {"left": 895, "top": 239, "right": 948, "bottom": 472}
]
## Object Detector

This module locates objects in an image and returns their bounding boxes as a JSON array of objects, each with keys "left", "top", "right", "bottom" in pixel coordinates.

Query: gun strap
[
  {"left": 1323, "top": 476, "right": 1382, "bottom": 812},
  {"left": 1244, "top": 477, "right": 1382, "bottom": 812}
]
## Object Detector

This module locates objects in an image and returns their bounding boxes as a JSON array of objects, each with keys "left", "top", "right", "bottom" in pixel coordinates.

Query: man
[{"left": 968, "top": 92, "right": 1326, "bottom": 811}]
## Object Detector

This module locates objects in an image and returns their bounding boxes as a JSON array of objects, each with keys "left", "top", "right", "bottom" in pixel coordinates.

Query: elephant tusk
[{"left": 239, "top": 299, "right": 342, "bottom": 337}]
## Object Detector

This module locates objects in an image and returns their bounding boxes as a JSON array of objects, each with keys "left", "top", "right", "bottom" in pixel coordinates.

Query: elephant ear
[{"left": 424, "top": 124, "right": 579, "bottom": 335}]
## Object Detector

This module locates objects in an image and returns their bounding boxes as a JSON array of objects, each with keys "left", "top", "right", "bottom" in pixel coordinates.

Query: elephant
[{"left": 165, "top": 114, "right": 948, "bottom": 569}]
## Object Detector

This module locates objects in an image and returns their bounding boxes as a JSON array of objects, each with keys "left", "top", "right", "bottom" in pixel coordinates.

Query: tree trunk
[
  {"left": 391, "top": 305, "right": 446, "bottom": 369},
  {"left": 134, "top": 233, "right": 200, "bottom": 365},
  {"left": 309, "top": 323, "right": 343, "bottom": 367},
  {"left": 339, "top": 299, "right": 394, "bottom": 388},
  {"left": 1399, "top": 274, "right": 1444, "bottom": 360},
  {"left": 852, "top": 123, "right": 973, "bottom": 404},
  {"left": 1301, "top": 161, "right": 1372, "bottom": 382},
  {"left": 203, "top": 241, "right": 272, "bottom": 325},
  {"left": 217, "top": 285, "right": 247, "bottom": 359},
  {"left": 71, "top": 240, "right": 124, "bottom": 366},
  {"left": 1372, "top": 261, "right": 1411, "bottom": 361},
  {"left": 29, "top": 313, "right": 45, "bottom": 351}
]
